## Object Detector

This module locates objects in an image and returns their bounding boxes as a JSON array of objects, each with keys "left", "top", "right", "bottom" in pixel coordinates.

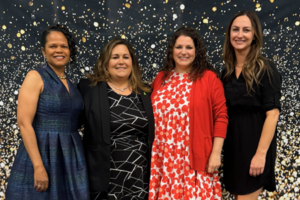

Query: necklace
[
  {"left": 109, "top": 82, "right": 129, "bottom": 92},
  {"left": 57, "top": 75, "right": 67, "bottom": 79}
]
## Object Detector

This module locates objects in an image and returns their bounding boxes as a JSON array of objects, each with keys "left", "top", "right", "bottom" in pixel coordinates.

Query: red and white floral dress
[{"left": 149, "top": 71, "right": 222, "bottom": 200}]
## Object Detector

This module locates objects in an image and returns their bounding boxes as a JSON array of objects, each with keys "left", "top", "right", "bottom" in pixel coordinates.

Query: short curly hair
[
  {"left": 162, "top": 26, "right": 218, "bottom": 82},
  {"left": 41, "top": 24, "right": 76, "bottom": 64}
]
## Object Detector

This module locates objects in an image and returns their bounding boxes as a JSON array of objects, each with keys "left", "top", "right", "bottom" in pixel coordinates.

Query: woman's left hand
[
  {"left": 249, "top": 153, "right": 266, "bottom": 177},
  {"left": 206, "top": 152, "right": 221, "bottom": 173}
]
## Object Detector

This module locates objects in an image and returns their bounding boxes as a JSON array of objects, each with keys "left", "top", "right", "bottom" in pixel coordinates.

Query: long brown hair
[
  {"left": 161, "top": 26, "right": 218, "bottom": 83},
  {"left": 86, "top": 38, "right": 150, "bottom": 93},
  {"left": 223, "top": 10, "right": 272, "bottom": 94}
]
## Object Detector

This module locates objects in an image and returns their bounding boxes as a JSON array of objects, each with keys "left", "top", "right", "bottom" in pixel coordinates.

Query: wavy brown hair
[
  {"left": 86, "top": 38, "right": 150, "bottom": 93},
  {"left": 161, "top": 26, "right": 218, "bottom": 83},
  {"left": 223, "top": 10, "right": 272, "bottom": 94}
]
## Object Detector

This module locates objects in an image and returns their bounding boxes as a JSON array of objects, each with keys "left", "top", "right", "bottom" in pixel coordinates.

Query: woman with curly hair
[
  {"left": 149, "top": 26, "right": 228, "bottom": 199},
  {"left": 6, "top": 24, "right": 89, "bottom": 200},
  {"left": 222, "top": 11, "right": 281, "bottom": 199}
]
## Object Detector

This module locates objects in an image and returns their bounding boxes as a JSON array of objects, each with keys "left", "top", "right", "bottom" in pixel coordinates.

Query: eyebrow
[
  {"left": 111, "top": 53, "right": 130, "bottom": 56},
  {"left": 232, "top": 25, "right": 252, "bottom": 28},
  {"left": 175, "top": 43, "right": 193, "bottom": 45},
  {"left": 175, "top": 44, "right": 194, "bottom": 47},
  {"left": 47, "top": 43, "right": 68, "bottom": 45}
]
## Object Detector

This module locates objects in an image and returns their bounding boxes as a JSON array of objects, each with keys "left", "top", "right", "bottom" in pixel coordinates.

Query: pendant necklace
[
  {"left": 109, "top": 82, "right": 129, "bottom": 92},
  {"left": 57, "top": 75, "right": 67, "bottom": 79}
]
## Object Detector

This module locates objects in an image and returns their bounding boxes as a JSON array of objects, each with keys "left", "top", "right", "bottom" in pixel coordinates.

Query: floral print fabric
[{"left": 149, "top": 71, "right": 221, "bottom": 200}]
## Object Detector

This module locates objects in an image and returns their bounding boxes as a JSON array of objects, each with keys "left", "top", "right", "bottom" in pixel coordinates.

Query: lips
[
  {"left": 53, "top": 56, "right": 65, "bottom": 60},
  {"left": 234, "top": 40, "right": 246, "bottom": 44},
  {"left": 178, "top": 57, "right": 189, "bottom": 60},
  {"left": 115, "top": 67, "right": 127, "bottom": 71}
]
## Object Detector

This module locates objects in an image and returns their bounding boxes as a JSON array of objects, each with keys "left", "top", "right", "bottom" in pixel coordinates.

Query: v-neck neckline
[
  {"left": 62, "top": 79, "right": 71, "bottom": 96},
  {"left": 43, "top": 64, "right": 72, "bottom": 97},
  {"left": 235, "top": 71, "right": 242, "bottom": 80},
  {"left": 234, "top": 68, "right": 243, "bottom": 80}
]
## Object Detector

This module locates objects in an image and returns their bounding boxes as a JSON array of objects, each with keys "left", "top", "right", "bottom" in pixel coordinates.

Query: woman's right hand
[
  {"left": 34, "top": 165, "right": 49, "bottom": 192},
  {"left": 206, "top": 152, "right": 221, "bottom": 173},
  {"left": 17, "top": 71, "right": 48, "bottom": 192}
]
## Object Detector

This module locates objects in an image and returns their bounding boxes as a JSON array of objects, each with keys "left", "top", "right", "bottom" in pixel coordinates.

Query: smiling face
[
  {"left": 172, "top": 35, "right": 196, "bottom": 73},
  {"left": 230, "top": 15, "right": 255, "bottom": 54},
  {"left": 41, "top": 31, "right": 70, "bottom": 69},
  {"left": 107, "top": 44, "right": 132, "bottom": 82}
]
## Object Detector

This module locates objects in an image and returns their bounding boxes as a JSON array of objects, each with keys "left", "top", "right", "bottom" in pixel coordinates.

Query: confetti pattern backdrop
[{"left": 0, "top": 0, "right": 299, "bottom": 199}]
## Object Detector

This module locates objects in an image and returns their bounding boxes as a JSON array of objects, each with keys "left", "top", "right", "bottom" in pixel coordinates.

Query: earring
[
  {"left": 69, "top": 58, "right": 72, "bottom": 71},
  {"left": 44, "top": 56, "right": 47, "bottom": 66}
]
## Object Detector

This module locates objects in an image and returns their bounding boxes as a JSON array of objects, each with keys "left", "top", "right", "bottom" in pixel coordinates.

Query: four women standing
[{"left": 7, "top": 10, "right": 281, "bottom": 200}]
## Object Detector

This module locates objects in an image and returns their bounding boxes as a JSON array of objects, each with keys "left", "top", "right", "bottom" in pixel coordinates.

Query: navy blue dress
[{"left": 6, "top": 65, "right": 89, "bottom": 200}]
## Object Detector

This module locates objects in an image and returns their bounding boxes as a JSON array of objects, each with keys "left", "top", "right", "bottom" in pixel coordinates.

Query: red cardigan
[{"left": 151, "top": 70, "right": 228, "bottom": 171}]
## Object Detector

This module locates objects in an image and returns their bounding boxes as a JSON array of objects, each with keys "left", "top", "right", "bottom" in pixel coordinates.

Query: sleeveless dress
[
  {"left": 91, "top": 85, "right": 149, "bottom": 200},
  {"left": 6, "top": 65, "right": 89, "bottom": 200},
  {"left": 149, "top": 71, "right": 221, "bottom": 200},
  {"left": 222, "top": 61, "right": 281, "bottom": 195}
]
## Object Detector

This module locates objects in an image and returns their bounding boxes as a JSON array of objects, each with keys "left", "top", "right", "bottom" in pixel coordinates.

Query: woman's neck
[
  {"left": 48, "top": 63, "right": 66, "bottom": 77},
  {"left": 234, "top": 49, "right": 249, "bottom": 68},
  {"left": 174, "top": 66, "right": 191, "bottom": 74},
  {"left": 108, "top": 78, "right": 132, "bottom": 95},
  {"left": 109, "top": 78, "right": 130, "bottom": 88}
]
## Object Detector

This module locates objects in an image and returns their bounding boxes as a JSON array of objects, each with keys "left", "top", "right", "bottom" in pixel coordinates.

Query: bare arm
[
  {"left": 207, "top": 137, "right": 224, "bottom": 173},
  {"left": 249, "top": 108, "right": 280, "bottom": 176},
  {"left": 17, "top": 70, "right": 48, "bottom": 191}
]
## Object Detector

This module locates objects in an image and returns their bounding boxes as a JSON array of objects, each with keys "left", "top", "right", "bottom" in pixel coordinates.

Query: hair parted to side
[
  {"left": 41, "top": 24, "right": 77, "bottom": 64},
  {"left": 161, "top": 26, "right": 218, "bottom": 83},
  {"left": 223, "top": 10, "right": 272, "bottom": 94},
  {"left": 86, "top": 38, "right": 151, "bottom": 93}
]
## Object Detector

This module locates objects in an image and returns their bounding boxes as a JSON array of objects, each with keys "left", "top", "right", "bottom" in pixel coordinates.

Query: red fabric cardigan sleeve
[
  {"left": 189, "top": 70, "right": 228, "bottom": 171},
  {"left": 209, "top": 71, "right": 228, "bottom": 138},
  {"left": 151, "top": 71, "right": 164, "bottom": 98}
]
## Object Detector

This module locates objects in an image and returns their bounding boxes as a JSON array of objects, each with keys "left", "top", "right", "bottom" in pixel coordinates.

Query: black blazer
[{"left": 77, "top": 79, "right": 155, "bottom": 193}]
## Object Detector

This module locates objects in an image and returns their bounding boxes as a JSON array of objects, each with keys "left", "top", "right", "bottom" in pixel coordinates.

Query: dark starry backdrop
[{"left": 0, "top": 0, "right": 299, "bottom": 199}]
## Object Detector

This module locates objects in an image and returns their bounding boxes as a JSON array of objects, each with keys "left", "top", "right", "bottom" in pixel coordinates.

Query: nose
[
  {"left": 181, "top": 48, "right": 187, "bottom": 54},
  {"left": 55, "top": 47, "right": 63, "bottom": 53},
  {"left": 118, "top": 57, "right": 124, "bottom": 64},
  {"left": 237, "top": 30, "right": 243, "bottom": 37}
]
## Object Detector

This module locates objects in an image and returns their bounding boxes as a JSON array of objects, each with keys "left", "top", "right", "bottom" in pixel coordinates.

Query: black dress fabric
[
  {"left": 222, "top": 60, "right": 282, "bottom": 195},
  {"left": 91, "top": 84, "right": 149, "bottom": 200}
]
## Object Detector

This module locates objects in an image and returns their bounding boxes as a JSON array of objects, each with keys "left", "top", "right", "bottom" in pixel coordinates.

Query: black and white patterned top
[{"left": 91, "top": 84, "right": 149, "bottom": 200}]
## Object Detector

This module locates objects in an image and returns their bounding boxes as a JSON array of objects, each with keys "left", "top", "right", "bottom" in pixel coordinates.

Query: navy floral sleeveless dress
[{"left": 6, "top": 65, "right": 89, "bottom": 200}]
